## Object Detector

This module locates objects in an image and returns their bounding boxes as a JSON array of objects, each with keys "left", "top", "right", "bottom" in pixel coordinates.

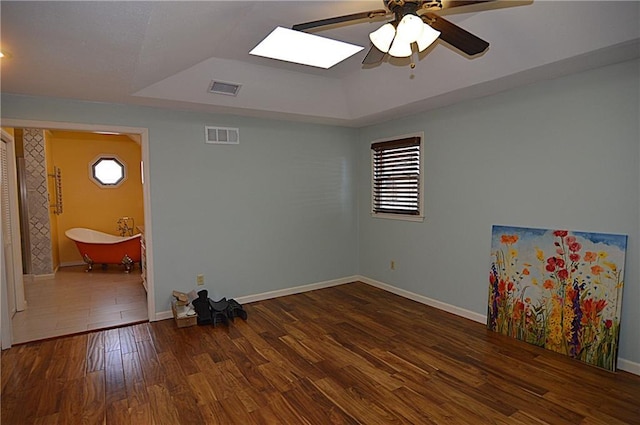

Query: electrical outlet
[
  {"left": 196, "top": 274, "right": 205, "bottom": 285},
  {"left": 390, "top": 260, "right": 395, "bottom": 271}
]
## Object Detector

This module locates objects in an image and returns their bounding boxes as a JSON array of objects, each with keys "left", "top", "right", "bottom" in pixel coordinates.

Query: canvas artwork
[{"left": 488, "top": 225, "right": 627, "bottom": 371}]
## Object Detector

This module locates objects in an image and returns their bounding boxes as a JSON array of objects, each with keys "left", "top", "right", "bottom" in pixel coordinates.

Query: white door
[
  {"left": 1, "top": 139, "right": 17, "bottom": 316},
  {"left": 1, "top": 137, "right": 15, "bottom": 348},
  {"left": 1, "top": 132, "right": 26, "bottom": 349}
]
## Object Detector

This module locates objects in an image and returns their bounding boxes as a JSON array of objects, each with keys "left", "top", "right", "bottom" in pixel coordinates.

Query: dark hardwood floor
[{"left": 2, "top": 281, "right": 639, "bottom": 424}]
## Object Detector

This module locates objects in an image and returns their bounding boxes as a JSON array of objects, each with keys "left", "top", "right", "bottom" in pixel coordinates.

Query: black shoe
[
  {"left": 211, "top": 311, "right": 229, "bottom": 327},
  {"left": 192, "top": 290, "right": 213, "bottom": 325},
  {"left": 209, "top": 298, "right": 230, "bottom": 327},
  {"left": 227, "top": 299, "right": 247, "bottom": 321}
]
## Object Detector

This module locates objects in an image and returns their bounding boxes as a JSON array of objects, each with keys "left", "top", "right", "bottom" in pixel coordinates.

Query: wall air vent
[
  {"left": 205, "top": 126, "right": 239, "bottom": 145},
  {"left": 208, "top": 80, "right": 241, "bottom": 96}
]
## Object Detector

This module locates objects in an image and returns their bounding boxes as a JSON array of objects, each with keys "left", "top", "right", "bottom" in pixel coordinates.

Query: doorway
[
  {"left": 1, "top": 129, "right": 25, "bottom": 349},
  {"left": 1, "top": 120, "right": 155, "bottom": 347}
]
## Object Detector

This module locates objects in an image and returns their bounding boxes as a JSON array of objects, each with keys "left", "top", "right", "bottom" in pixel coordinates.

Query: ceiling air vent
[
  {"left": 208, "top": 80, "right": 241, "bottom": 96},
  {"left": 205, "top": 126, "right": 239, "bottom": 145}
]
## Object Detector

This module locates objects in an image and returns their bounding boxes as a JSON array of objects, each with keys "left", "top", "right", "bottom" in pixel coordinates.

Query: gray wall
[
  {"left": 357, "top": 59, "right": 640, "bottom": 364},
  {"left": 0, "top": 97, "right": 359, "bottom": 307}
]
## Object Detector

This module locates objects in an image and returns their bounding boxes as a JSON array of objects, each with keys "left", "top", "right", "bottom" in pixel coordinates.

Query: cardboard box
[{"left": 171, "top": 300, "right": 197, "bottom": 328}]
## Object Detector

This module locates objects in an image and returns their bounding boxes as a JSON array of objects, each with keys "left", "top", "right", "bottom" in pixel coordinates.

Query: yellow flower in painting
[
  {"left": 598, "top": 251, "right": 608, "bottom": 259},
  {"left": 509, "top": 248, "right": 518, "bottom": 258},
  {"left": 546, "top": 296, "right": 564, "bottom": 352},
  {"left": 535, "top": 248, "right": 545, "bottom": 262},
  {"left": 531, "top": 277, "right": 538, "bottom": 286},
  {"left": 602, "top": 260, "right": 617, "bottom": 271}
]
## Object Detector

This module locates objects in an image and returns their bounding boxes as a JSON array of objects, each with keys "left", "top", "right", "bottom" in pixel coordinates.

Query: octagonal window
[{"left": 90, "top": 156, "right": 126, "bottom": 187}]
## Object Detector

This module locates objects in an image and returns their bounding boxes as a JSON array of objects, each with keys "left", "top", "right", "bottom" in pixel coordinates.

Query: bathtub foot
[
  {"left": 83, "top": 254, "right": 94, "bottom": 272},
  {"left": 122, "top": 254, "right": 134, "bottom": 273}
]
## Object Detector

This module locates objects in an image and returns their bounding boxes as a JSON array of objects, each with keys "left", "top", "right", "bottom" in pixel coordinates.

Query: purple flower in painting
[
  {"left": 488, "top": 263, "right": 500, "bottom": 331},
  {"left": 568, "top": 280, "right": 584, "bottom": 358}
]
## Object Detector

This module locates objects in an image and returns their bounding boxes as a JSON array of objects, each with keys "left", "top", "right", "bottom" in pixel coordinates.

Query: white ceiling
[{"left": 1, "top": 1, "right": 638, "bottom": 127}]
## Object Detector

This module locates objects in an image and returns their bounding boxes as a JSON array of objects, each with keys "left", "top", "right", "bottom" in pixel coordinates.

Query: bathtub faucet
[{"left": 117, "top": 216, "right": 135, "bottom": 236}]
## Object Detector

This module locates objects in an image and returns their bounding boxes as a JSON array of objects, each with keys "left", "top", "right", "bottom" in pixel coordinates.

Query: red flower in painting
[
  {"left": 513, "top": 300, "right": 525, "bottom": 321},
  {"left": 605, "top": 319, "right": 613, "bottom": 329},
  {"left": 498, "top": 279, "right": 506, "bottom": 295},
  {"left": 546, "top": 257, "right": 565, "bottom": 272},
  {"left": 500, "top": 234, "right": 519, "bottom": 245},
  {"left": 507, "top": 281, "right": 514, "bottom": 292},
  {"left": 557, "top": 269, "right": 569, "bottom": 280},
  {"left": 584, "top": 251, "right": 597, "bottom": 262},
  {"left": 569, "top": 242, "right": 582, "bottom": 253},
  {"left": 582, "top": 298, "right": 608, "bottom": 326},
  {"left": 569, "top": 253, "right": 580, "bottom": 262},
  {"left": 553, "top": 230, "right": 568, "bottom": 237}
]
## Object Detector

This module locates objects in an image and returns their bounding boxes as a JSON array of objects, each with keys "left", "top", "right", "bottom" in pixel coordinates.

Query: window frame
[
  {"left": 89, "top": 154, "right": 127, "bottom": 188},
  {"left": 370, "top": 132, "right": 424, "bottom": 222}
]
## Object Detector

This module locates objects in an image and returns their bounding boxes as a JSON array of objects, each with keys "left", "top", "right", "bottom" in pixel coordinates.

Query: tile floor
[{"left": 11, "top": 265, "right": 148, "bottom": 344}]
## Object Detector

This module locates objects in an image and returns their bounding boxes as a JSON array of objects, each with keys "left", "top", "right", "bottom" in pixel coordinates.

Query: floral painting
[{"left": 488, "top": 225, "right": 627, "bottom": 371}]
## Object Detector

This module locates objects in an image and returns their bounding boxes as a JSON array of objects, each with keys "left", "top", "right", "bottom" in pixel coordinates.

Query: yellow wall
[{"left": 48, "top": 131, "right": 144, "bottom": 264}]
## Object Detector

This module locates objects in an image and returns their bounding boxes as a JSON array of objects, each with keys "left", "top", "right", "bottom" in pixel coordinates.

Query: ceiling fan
[{"left": 291, "top": 0, "right": 516, "bottom": 66}]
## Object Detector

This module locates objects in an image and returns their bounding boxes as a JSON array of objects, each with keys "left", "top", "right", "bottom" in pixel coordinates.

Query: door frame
[{"left": 1, "top": 120, "right": 156, "bottom": 325}]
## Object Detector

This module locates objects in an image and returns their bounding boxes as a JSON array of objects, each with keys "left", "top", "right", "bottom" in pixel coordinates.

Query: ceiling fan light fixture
[
  {"left": 369, "top": 22, "right": 396, "bottom": 53},
  {"left": 395, "top": 14, "right": 424, "bottom": 43},
  {"left": 416, "top": 23, "right": 440, "bottom": 52},
  {"left": 388, "top": 38, "right": 413, "bottom": 57}
]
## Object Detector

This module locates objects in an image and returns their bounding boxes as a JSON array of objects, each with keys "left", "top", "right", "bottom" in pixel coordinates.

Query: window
[
  {"left": 371, "top": 134, "right": 423, "bottom": 220},
  {"left": 90, "top": 155, "right": 126, "bottom": 187}
]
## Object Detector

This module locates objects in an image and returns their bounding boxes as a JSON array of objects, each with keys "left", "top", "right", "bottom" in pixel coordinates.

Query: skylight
[{"left": 249, "top": 26, "right": 363, "bottom": 69}]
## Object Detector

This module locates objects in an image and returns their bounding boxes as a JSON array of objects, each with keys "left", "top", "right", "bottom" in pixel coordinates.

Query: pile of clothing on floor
[{"left": 172, "top": 289, "right": 247, "bottom": 327}]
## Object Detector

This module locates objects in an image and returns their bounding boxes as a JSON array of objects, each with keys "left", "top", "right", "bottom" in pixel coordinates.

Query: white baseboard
[
  {"left": 153, "top": 275, "right": 358, "bottom": 323},
  {"left": 154, "top": 310, "right": 174, "bottom": 321},
  {"left": 357, "top": 275, "right": 486, "bottom": 324},
  {"left": 617, "top": 358, "right": 640, "bottom": 375},
  {"left": 234, "top": 275, "right": 358, "bottom": 305}
]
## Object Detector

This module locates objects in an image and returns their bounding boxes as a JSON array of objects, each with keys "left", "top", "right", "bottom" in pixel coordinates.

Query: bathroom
[{"left": 6, "top": 127, "right": 146, "bottom": 342}]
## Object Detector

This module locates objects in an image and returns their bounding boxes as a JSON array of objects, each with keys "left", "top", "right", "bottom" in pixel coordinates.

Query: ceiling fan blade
[
  {"left": 441, "top": 0, "right": 495, "bottom": 10},
  {"left": 362, "top": 45, "right": 386, "bottom": 65},
  {"left": 292, "top": 9, "right": 388, "bottom": 32},
  {"left": 424, "top": 13, "right": 489, "bottom": 56}
]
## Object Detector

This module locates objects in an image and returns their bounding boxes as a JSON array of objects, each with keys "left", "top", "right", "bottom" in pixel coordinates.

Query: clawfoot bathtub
[{"left": 65, "top": 228, "right": 142, "bottom": 272}]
